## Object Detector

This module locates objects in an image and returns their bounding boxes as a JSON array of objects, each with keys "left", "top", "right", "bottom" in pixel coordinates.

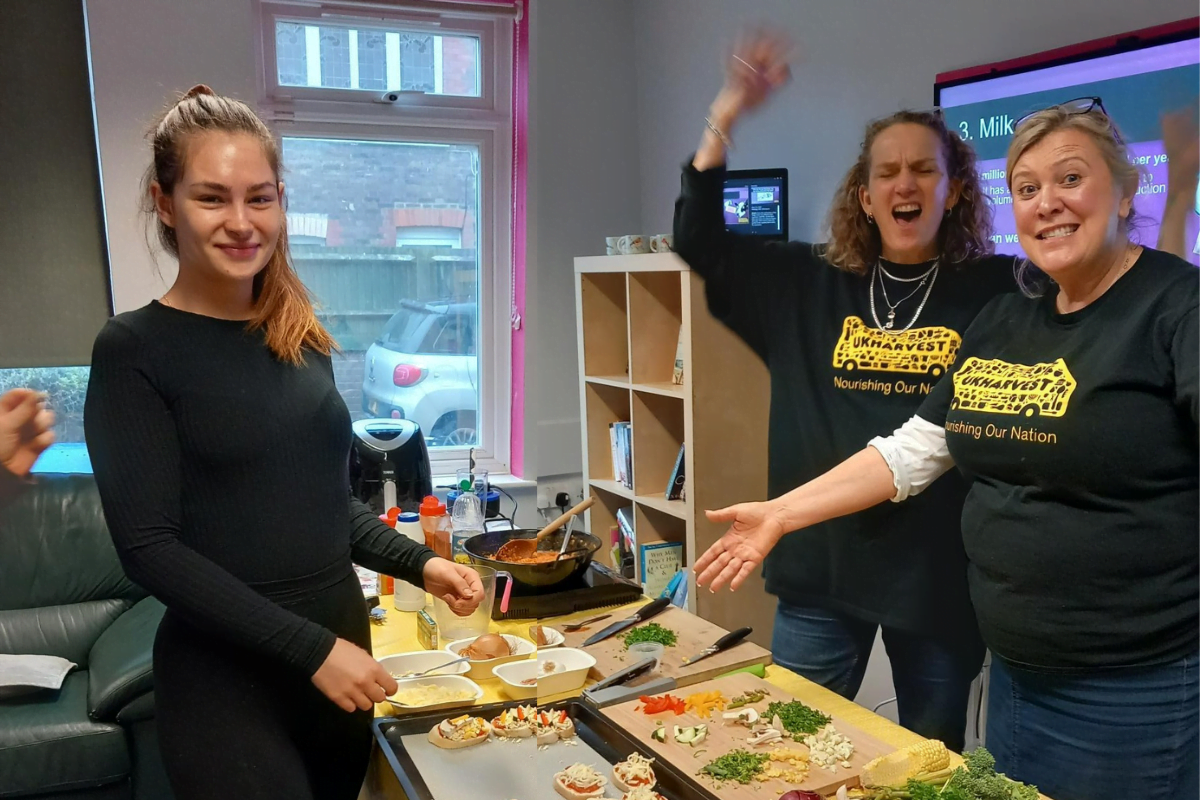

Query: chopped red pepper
[{"left": 637, "top": 693, "right": 686, "bottom": 715}]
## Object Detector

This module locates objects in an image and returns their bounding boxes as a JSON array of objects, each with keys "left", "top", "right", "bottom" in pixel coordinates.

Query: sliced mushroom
[{"left": 748, "top": 728, "right": 783, "bottom": 747}]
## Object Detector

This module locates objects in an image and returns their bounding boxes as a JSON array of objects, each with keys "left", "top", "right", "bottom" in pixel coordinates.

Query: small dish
[
  {"left": 536, "top": 648, "right": 596, "bottom": 698},
  {"left": 493, "top": 660, "right": 539, "bottom": 701},
  {"left": 445, "top": 634, "right": 535, "bottom": 680},
  {"left": 529, "top": 625, "right": 565, "bottom": 649},
  {"left": 627, "top": 641, "right": 665, "bottom": 664},
  {"left": 385, "top": 674, "right": 483, "bottom": 714},
  {"left": 379, "top": 651, "right": 471, "bottom": 680}
]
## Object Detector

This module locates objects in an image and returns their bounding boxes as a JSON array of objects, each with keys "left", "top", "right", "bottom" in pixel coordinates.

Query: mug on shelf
[
  {"left": 605, "top": 236, "right": 621, "bottom": 255},
  {"left": 649, "top": 234, "right": 674, "bottom": 253},
  {"left": 618, "top": 234, "right": 648, "bottom": 254}
]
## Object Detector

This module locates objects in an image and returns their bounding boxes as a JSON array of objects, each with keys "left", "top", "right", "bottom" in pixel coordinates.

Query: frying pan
[{"left": 462, "top": 528, "right": 603, "bottom": 591}]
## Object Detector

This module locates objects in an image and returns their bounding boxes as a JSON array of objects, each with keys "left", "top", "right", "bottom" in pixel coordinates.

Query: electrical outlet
[{"left": 536, "top": 479, "right": 584, "bottom": 510}]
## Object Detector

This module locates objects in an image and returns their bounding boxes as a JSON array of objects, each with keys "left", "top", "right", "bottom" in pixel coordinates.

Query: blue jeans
[
  {"left": 772, "top": 602, "right": 984, "bottom": 751},
  {"left": 987, "top": 653, "right": 1199, "bottom": 800}
]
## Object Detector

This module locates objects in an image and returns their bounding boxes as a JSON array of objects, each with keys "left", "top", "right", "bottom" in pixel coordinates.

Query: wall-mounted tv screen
[
  {"left": 935, "top": 19, "right": 1199, "bottom": 265},
  {"left": 723, "top": 168, "right": 788, "bottom": 241}
]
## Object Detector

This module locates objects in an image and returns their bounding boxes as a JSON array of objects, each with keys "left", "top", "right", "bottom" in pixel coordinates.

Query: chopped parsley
[
  {"left": 699, "top": 749, "right": 770, "bottom": 784},
  {"left": 764, "top": 699, "right": 832, "bottom": 736},
  {"left": 621, "top": 622, "right": 678, "bottom": 649}
]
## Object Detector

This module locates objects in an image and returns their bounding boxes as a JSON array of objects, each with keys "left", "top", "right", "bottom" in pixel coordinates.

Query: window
[
  {"left": 257, "top": 1, "right": 516, "bottom": 475},
  {"left": 268, "top": 18, "right": 481, "bottom": 98}
]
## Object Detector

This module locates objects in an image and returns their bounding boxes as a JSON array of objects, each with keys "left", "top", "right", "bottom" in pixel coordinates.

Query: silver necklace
[
  {"left": 878, "top": 260, "right": 938, "bottom": 283},
  {"left": 870, "top": 260, "right": 939, "bottom": 332}
]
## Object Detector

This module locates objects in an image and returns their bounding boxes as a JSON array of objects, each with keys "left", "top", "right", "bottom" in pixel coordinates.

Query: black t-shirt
[
  {"left": 918, "top": 247, "right": 1199, "bottom": 671},
  {"left": 674, "top": 161, "right": 1017, "bottom": 639},
  {"left": 84, "top": 302, "right": 436, "bottom": 675}
]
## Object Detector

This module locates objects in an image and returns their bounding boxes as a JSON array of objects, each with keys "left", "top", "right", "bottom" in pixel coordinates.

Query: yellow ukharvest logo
[
  {"left": 831, "top": 316, "right": 963, "bottom": 377},
  {"left": 950, "top": 356, "right": 1077, "bottom": 418}
]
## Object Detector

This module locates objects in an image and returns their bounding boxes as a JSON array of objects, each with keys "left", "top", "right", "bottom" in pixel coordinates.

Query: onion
[
  {"left": 779, "top": 792, "right": 823, "bottom": 800},
  {"left": 461, "top": 633, "right": 511, "bottom": 660}
]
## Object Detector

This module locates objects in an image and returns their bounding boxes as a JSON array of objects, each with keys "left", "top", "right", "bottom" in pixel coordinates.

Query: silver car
[{"left": 362, "top": 301, "right": 478, "bottom": 447}]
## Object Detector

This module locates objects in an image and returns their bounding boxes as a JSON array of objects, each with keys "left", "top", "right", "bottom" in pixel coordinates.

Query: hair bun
[{"left": 183, "top": 84, "right": 215, "bottom": 99}]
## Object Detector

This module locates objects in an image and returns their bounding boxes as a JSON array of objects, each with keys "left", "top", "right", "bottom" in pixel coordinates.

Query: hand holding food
[
  {"left": 422, "top": 557, "right": 484, "bottom": 616},
  {"left": 310, "top": 637, "right": 398, "bottom": 712},
  {"left": 696, "top": 502, "right": 788, "bottom": 591}
]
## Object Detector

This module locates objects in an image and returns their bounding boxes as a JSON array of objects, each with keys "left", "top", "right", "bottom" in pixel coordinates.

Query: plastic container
[
  {"left": 392, "top": 512, "right": 428, "bottom": 612},
  {"left": 627, "top": 641, "right": 665, "bottom": 666},
  {"left": 450, "top": 482, "right": 484, "bottom": 565},
  {"left": 419, "top": 496, "right": 451, "bottom": 560},
  {"left": 535, "top": 648, "right": 596, "bottom": 697}
]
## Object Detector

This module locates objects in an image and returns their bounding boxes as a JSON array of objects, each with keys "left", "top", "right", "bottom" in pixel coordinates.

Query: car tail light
[{"left": 392, "top": 364, "right": 426, "bottom": 387}]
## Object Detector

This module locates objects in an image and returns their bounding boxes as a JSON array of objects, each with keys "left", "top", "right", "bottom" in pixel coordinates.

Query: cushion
[
  {"left": 0, "top": 671, "right": 129, "bottom": 797},
  {"left": 0, "top": 655, "right": 76, "bottom": 701}
]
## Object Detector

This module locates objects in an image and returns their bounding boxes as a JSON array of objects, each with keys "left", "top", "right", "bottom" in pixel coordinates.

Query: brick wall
[
  {"left": 282, "top": 139, "right": 477, "bottom": 248},
  {"left": 333, "top": 351, "right": 368, "bottom": 421}
]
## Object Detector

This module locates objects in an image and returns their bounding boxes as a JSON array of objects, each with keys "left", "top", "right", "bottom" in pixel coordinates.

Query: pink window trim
[{"left": 470, "top": 0, "right": 527, "bottom": 477}]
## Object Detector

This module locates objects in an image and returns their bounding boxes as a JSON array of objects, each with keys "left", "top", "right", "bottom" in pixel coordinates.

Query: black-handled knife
[
  {"left": 582, "top": 597, "right": 672, "bottom": 647},
  {"left": 680, "top": 626, "right": 753, "bottom": 666}
]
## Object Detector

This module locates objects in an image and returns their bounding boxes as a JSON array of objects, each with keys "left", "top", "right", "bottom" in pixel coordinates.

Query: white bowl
[
  {"left": 385, "top": 674, "right": 483, "bottom": 714},
  {"left": 531, "top": 625, "right": 565, "bottom": 648},
  {"left": 536, "top": 648, "right": 596, "bottom": 698},
  {"left": 379, "top": 651, "right": 471, "bottom": 680},
  {"left": 445, "top": 634, "right": 536, "bottom": 680},
  {"left": 493, "top": 660, "right": 539, "bottom": 701}
]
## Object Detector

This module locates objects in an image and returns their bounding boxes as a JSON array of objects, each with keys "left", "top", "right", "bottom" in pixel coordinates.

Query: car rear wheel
[{"left": 432, "top": 411, "right": 477, "bottom": 447}]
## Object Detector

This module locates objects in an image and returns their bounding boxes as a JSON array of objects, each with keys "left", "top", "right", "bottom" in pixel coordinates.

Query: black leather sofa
[{"left": 0, "top": 474, "right": 172, "bottom": 799}]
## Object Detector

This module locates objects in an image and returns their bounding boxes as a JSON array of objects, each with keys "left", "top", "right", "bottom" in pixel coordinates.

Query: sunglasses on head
[{"left": 1015, "top": 97, "right": 1119, "bottom": 141}]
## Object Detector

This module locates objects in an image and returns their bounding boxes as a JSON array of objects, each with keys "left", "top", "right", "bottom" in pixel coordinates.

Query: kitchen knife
[
  {"left": 680, "top": 626, "right": 753, "bottom": 666},
  {"left": 582, "top": 597, "right": 671, "bottom": 647}
]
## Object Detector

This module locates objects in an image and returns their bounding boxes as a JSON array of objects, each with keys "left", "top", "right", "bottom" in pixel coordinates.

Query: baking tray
[{"left": 373, "top": 699, "right": 722, "bottom": 800}]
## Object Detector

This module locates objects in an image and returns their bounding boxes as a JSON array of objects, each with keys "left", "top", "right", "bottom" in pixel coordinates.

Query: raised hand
[
  {"left": 694, "top": 502, "right": 787, "bottom": 592},
  {"left": 712, "top": 30, "right": 793, "bottom": 124},
  {"left": 0, "top": 389, "right": 55, "bottom": 478}
]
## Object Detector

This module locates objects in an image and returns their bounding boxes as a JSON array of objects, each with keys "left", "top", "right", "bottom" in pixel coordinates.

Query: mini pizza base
[
  {"left": 491, "top": 720, "right": 534, "bottom": 738},
  {"left": 427, "top": 720, "right": 492, "bottom": 750},
  {"left": 553, "top": 774, "right": 607, "bottom": 800},
  {"left": 611, "top": 769, "right": 656, "bottom": 795}
]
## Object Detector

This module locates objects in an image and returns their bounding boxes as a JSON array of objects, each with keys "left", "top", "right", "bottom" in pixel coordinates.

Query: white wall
[
  {"left": 527, "top": 0, "right": 643, "bottom": 481},
  {"left": 85, "top": 0, "right": 259, "bottom": 313},
  {"left": 621, "top": 0, "right": 1198, "bottom": 716}
]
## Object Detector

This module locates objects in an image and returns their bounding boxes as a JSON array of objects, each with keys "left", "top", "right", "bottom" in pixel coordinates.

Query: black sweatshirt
[
  {"left": 918, "top": 247, "right": 1199, "bottom": 671},
  {"left": 84, "top": 302, "right": 436, "bottom": 676},
  {"left": 674, "top": 161, "right": 1016, "bottom": 639}
]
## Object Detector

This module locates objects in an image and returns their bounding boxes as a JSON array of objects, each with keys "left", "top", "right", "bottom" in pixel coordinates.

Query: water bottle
[
  {"left": 450, "top": 480, "right": 484, "bottom": 565},
  {"left": 393, "top": 512, "right": 429, "bottom": 612}
]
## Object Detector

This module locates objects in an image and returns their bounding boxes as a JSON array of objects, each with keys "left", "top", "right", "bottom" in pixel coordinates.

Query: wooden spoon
[{"left": 495, "top": 497, "right": 595, "bottom": 561}]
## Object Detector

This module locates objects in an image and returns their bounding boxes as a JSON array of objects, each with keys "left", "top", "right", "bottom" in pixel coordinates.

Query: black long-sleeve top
[
  {"left": 674, "top": 160, "right": 1016, "bottom": 639},
  {"left": 84, "top": 301, "right": 436, "bottom": 675}
]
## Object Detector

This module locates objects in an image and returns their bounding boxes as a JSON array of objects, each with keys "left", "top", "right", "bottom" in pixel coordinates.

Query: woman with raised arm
[
  {"left": 696, "top": 99, "right": 1198, "bottom": 800},
  {"left": 673, "top": 32, "right": 1016, "bottom": 750}
]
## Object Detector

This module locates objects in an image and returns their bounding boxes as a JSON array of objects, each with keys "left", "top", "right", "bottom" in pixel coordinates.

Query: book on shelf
[
  {"left": 638, "top": 539, "right": 683, "bottom": 599},
  {"left": 665, "top": 444, "right": 685, "bottom": 500},
  {"left": 613, "top": 506, "right": 636, "bottom": 579},
  {"left": 672, "top": 325, "right": 685, "bottom": 385},
  {"left": 609, "top": 420, "right": 633, "bottom": 490}
]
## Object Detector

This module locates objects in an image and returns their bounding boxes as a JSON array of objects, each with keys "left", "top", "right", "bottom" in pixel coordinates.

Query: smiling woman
[{"left": 83, "top": 85, "right": 485, "bottom": 800}]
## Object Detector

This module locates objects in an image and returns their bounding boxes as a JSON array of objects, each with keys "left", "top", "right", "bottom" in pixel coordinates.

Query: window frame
[
  {"left": 258, "top": 1, "right": 503, "bottom": 114},
  {"left": 255, "top": 0, "right": 515, "bottom": 478}
]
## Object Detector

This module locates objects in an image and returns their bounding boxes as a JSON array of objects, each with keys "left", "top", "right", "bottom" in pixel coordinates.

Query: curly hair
[{"left": 823, "top": 110, "right": 994, "bottom": 274}]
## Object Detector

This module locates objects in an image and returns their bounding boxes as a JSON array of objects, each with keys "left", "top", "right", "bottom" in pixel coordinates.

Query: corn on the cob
[{"left": 860, "top": 739, "right": 950, "bottom": 787}]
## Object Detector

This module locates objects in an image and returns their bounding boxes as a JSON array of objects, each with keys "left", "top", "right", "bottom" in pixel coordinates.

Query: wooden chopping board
[
  {"left": 559, "top": 605, "right": 772, "bottom": 688},
  {"left": 600, "top": 672, "right": 893, "bottom": 797}
]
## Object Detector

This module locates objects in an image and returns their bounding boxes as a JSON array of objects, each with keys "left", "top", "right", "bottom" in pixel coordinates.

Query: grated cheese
[
  {"left": 615, "top": 752, "right": 656, "bottom": 786},
  {"left": 388, "top": 683, "right": 476, "bottom": 707}
]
